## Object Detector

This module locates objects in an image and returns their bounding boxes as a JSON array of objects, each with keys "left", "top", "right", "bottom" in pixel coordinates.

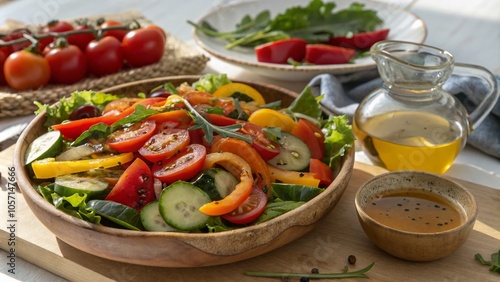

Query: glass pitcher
[{"left": 353, "top": 40, "right": 499, "bottom": 174}]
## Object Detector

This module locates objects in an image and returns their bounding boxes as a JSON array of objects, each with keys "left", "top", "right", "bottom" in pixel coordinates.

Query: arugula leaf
[
  {"left": 71, "top": 123, "right": 111, "bottom": 146},
  {"left": 322, "top": 115, "right": 355, "bottom": 167},
  {"left": 287, "top": 86, "right": 323, "bottom": 122},
  {"left": 190, "top": 0, "right": 383, "bottom": 49},
  {"left": 35, "top": 91, "right": 119, "bottom": 127}
]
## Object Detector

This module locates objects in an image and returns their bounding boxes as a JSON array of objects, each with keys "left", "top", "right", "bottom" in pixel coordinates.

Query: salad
[{"left": 25, "top": 74, "right": 354, "bottom": 233}]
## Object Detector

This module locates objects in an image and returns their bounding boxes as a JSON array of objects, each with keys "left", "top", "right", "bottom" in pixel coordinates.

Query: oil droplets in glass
[{"left": 363, "top": 190, "right": 466, "bottom": 233}]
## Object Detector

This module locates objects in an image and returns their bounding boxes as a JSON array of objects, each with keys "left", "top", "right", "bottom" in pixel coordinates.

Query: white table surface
[{"left": 0, "top": 0, "right": 499, "bottom": 281}]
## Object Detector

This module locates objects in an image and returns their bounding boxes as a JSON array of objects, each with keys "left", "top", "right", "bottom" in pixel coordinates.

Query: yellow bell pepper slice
[
  {"left": 267, "top": 164, "right": 320, "bottom": 187},
  {"left": 213, "top": 83, "right": 266, "bottom": 105},
  {"left": 198, "top": 152, "right": 254, "bottom": 216},
  {"left": 248, "top": 108, "right": 297, "bottom": 132},
  {"left": 31, "top": 153, "right": 134, "bottom": 179}
]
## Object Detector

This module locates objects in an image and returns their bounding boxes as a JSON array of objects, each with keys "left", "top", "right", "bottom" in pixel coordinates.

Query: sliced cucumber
[
  {"left": 140, "top": 200, "right": 178, "bottom": 232},
  {"left": 87, "top": 200, "right": 144, "bottom": 231},
  {"left": 191, "top": 168, "right": 238, "bottom": 200},
  {"left": 54, "top": 174, "right": 110, "bottom": 199},
  {"left": 158, "top": 181, "right": 211, "bottom": 231},
  {"left": 268, "top": 132, "right": 311, "bottom": 171},
  {"left": 25, "top": 130, "right": 63, "bottom": 165}
]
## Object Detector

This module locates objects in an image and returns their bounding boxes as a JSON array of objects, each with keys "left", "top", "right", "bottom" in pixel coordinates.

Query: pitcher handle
[{"left": 453, "top": 63, "right": 499, "bottom": 129}]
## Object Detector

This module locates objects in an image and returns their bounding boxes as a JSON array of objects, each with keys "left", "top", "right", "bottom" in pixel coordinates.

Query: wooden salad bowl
[{"left": 14, "top": 75, "right": 355, "bottom": 267}]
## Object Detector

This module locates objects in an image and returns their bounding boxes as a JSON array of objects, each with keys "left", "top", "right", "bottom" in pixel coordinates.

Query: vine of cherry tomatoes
[{"left": 0, "top": 19, "right": 166, "bottom": 91}]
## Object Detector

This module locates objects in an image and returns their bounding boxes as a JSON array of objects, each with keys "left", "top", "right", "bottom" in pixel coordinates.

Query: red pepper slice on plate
[
  {"left": 305, "top": 44, "right": 356, "bottom": 65},
  {"left": 327, "top": 29, "right": 390, "bottom": 50},
  {"left": 255, "top": 38, "right": 307, "bottom": 64}
]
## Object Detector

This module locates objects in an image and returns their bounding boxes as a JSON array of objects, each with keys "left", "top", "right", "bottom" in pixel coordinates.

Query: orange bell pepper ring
[
  {"left": 210, "top": 137, "right": 272, "bottom": 195},
  {"left": 198, "top": 152, "right": 253, "bottom": 216}
]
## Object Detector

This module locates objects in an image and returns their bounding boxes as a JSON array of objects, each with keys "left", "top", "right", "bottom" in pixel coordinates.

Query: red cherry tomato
[
  {"left": 85, "top": 36, "right": 123, "bottom": 77},
  {"left": 0, "top": 45, "right": 8, "bottom": 84},
  {"left": 4, "top": 50, "right": 50, "bottom": 91},
  {"left": 305, "top": 44, "right": 356, "bottom": 65},
  {"left": 255, "top": 38, "right": 307, "bottom": 64},
  {"left": 100, "top": 20, "right": 128, "bottom": 41},
  {"left": 39, "top": 20, "right": 74, "bottom": 51},
  {"left": 152, "top": 144, "right": 207, "bottom": 184},
  {"left": 105, "top": 158, "right": 155, "bottom": 211},
  {"left": 45, "top": 44, "right": 87, "bottom": 84},
  {"left": 309, "top": 158, "right": 334, "bottom": 186},
  {"left": 139, "top": 128, "right": 190, "bottom": 162},
  {"left": 221, "top": 186, "right": 267, "bottom": 225},
  {"left": 144, "top": 25, "right": 167, "bottom": 41},
  {"left": 122, "top": 27, "right": 165, "bottom": 67},
  {"left": 67, "top": 24, "right": 95, "bottom": 51},
  {"left": 239, "top": 122, "right": 280, "bottom": 161},
  {"left": 327, "top": 28, "right": 390, "bottom": 50},
  {"left": 291, "top": 119, "right": 325, "bottom": 160},
  {"left": 106, "top": 120, "right": 157, "bottom": 153}
]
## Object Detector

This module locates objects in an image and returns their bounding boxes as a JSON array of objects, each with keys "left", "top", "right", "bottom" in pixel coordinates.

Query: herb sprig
[
  {"left": 189, "top": 0, "right": 383, "bottom": 49},
  {"left": 245, "top": 262, "right": 374, "bottom": 279},
  {"left": 475, "top": 250, "right": 500, "bottom": 273},
  {"left": 180, "top": 96, "right": 252, "bottom": 144}
]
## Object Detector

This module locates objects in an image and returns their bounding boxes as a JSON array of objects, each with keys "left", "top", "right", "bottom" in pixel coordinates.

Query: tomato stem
[{"left": 0, "top": 24, "right": 133, "bottom": 47}]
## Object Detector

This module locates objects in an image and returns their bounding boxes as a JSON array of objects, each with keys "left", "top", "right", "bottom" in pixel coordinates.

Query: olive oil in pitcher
[
  {"left": 353, "top": 40, "right": 498, "bottom": 174},
  {"left": 353, "top": 111, "right": 466, "bottom": 174}
]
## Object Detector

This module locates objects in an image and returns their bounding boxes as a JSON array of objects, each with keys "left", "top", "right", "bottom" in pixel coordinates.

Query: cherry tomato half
[
  {"left": 45, "top": 44, "right": 87, "bottom": 84},
  {"left": 4, "top": 50, "right": 50, "bottom": 91},
  {"left": 85, "top": 36, "right": 123, "bottom": 77},
  {"left": 105, "top": 158, "right": 155, "bottom": 211},
  {"left": 106, "top": 120, "right": 156, "bottom": 153},
  {"left": 239, "top": 122, "right": 280, "bottom": 161},
  {"left": 122, "top": 27, "right": 165, "bottom": 67},
  {"left": 152, "top": 144, "right": 207, "bottom": 184},
  {"left": 221, "top": 186, "right": 267, "bottom": 225},
  {"left": 139, "top": 128, "right": 190, "bottom": 162},
  {"left": 305, "top": 44, "right": 356, "bottom": 65}
]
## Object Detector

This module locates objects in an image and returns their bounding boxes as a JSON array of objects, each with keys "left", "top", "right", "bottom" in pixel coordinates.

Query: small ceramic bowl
[{"left": 354, "top": 170, "right": 477, "bottom": 261}]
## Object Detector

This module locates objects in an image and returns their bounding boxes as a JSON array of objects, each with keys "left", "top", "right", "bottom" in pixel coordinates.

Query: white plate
[{"left": 192, "top": 0, "right": 427, "bottom": 81}]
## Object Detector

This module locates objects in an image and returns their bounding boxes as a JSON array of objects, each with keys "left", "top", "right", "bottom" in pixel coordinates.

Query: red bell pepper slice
[
  {"left": 255, "top": 38, "right": 307, "bottom": 64},
  {"left": 51, "top": 97, "right": 166, "bottom": 140},
  {"left": 327, "top": 28, "right": 390, "bottom": 50},
  {"left": 305, "top": 44, "right": 356, "bottom": 65}
]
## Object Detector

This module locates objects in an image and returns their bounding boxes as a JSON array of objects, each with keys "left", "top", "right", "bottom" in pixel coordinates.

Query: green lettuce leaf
[
  {"left": 287, "top": 86, "right": 323, "bottom": 122},
  {"left": 322, "top": 115, "right": 355, "bottom": 167},
  {"left": 35, "top": 91, "right": 119, "bottom": 127},
  {"left": 192, "top": 74, "right": 232, "bottom": 94}
]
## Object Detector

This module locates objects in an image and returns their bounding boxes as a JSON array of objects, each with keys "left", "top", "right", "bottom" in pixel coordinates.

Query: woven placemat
[{"left": 0, "top": 11, "right": 210, "bottom": 118}]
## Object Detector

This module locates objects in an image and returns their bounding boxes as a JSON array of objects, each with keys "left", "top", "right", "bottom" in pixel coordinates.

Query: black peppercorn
[
  {"left": 348, "top": 255, "right": 357, "bottom": 264},
  {"left": 311, "top": 268, "right": 319, "bottom": 274}
]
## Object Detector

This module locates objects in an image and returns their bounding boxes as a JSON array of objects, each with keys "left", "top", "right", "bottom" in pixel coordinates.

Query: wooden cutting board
[{"left": 1, "top": 145, "right": 499, "bottom": 282}]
